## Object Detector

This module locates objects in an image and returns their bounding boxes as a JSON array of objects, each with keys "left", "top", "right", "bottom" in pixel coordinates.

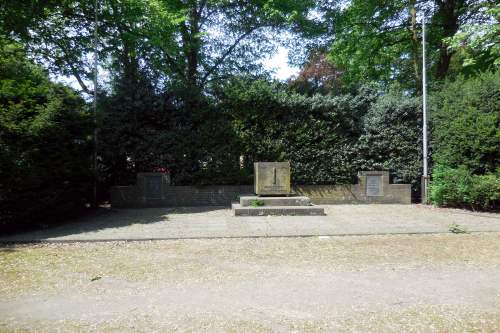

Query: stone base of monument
[{"left": 232, "top": 195, "right": 325, "bottom": 216}]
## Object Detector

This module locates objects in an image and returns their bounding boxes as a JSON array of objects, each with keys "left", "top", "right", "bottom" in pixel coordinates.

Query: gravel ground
[
  {"left": 2, "top": 204, "right": 500, "bottom": 242},
  {"left": 1, "top": 233, "right": 500, "bottom": 332}
]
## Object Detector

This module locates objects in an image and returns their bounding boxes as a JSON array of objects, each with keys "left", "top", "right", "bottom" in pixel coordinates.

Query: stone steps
[
  {"left": 239, "top": 195, "right": 311, "bottom": 207},
  {"left": 232, "top": 203, "right": 325, "bottom": 216}
]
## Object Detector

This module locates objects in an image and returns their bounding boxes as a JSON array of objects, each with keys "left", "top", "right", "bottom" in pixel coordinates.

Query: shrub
[
  {"left": 431, "top": 71, "right": 500, "bottom": 174},
  {"left": 468, "top": 172, "right": 500, "bottom": 210},
  {"left": 222, "top": 78, "right": 422, "bottom": 190},
  {"left": 429, "top": 71, "right": 500, "bottom": 211},
  {"left": 101, "top": 76, "right": 424, "bottom": 191},
  {"left": 430, "top": 165, "right": 472, "bottom": 207},
  {"left": 355, "top": 89, "right": 422, "bottom": 191},
  {"left": 0, "top": 39, "right": 92, "bottom": 231},
  {"left": 430, "top": 165, "right": 500, "bottom": 210}
]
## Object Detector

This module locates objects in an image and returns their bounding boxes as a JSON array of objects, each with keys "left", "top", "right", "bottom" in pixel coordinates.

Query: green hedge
[
  {"left": 0, "top": 39, "right": 93, "bottom": 231},
  {"left": 430, "top": 71, "right": 500, "bottom": 210},
  {"left": 431, "top": 71, "right": 500, "bottom": 174},
  {"left": 98, "top": 77, "right": 423, "bottom": 194},
  {"left": 223, "top": 79, "right": 422, "bottom": 188},
  {"left": 431, "top": 165, "right": 500, "bottom": 210}
]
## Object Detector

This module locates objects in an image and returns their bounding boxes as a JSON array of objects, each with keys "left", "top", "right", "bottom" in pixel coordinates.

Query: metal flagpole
[
  {"left": 421, "top": 12, "right": 429, "bottom": 204},
  {"left": 93, "top": 0, "right": 99, "bottom": 208}
]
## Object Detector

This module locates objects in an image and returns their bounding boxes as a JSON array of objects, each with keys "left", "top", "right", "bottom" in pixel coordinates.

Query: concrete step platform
[
  {"left": 239, "top": 195, "right": 311, "bottom": 207},
  {"left": 232, "top": 203, "right": 325, "bottom": 216}
]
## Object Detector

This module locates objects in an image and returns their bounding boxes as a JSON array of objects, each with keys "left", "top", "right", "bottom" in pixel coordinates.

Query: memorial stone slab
[
  {"left": 145, "top": 175, "right": 162, "bottom": 199},
  {"left": 136, "top": 172, "right": 171, "bottom": 203},
  {"left": 366, "top": 175, "right": 383, "bottom": 196},
  {"left": 254, "top": 162, "right": 291, "bottom": 196}
]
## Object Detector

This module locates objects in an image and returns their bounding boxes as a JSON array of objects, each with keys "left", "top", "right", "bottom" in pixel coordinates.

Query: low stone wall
[
  {"left": 110, "top": 171, "right": 411, "bottom": 207},
  {"left": 111, "top": 185, "right": 253, "bottom": 208},
  {"left": 293, "top": 184, "right": 411, "bottom": 205}
]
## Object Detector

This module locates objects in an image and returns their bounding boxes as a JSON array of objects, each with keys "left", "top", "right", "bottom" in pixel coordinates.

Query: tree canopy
[{"left": 299, "top": 0, "right": 499, "bottom": 91}]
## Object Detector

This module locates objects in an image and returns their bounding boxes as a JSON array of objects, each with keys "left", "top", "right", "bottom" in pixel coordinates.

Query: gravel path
[
  {"left": 1, "top": 233, "right": 499, "bottom": 332},
  {"left": 1, "top": 205, "right": 500, "bottom": 242}
]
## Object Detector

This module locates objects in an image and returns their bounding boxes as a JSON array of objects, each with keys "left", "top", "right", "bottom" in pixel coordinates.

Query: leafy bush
[
  {"left": 223, "top": 78, "right": 422, "bottom": 189},
  {"left": 100, "top": 76, "right": 423, "bottom": 195},
  {"left": 430, "top": 165, "right": 473, "bottom": 207},
  {"left": 355, "top": 89, "right": 422, "bottom": 191},
  {"left": 222, "top": 78, "right": 379, "bottom": 185},
  {"left": 98, "top": 73, "right": 250, "bottom": 188},
  {"left": 430, "top": 165, "right": 500, "bottom": 210},
  {"left": 0, "top": 39, "right": 92, "bottom": 231},
  {"left": 431, "top": 71, "right": 500, "bottom": 174},
  {"left": 468, "top": 172, "right": 500, "bottom": 210},
  {"left": 429, "top": 71, "right": 500, "bottom": 210}
]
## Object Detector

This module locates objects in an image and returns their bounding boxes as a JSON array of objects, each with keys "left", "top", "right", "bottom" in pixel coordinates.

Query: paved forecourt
[{"left": 1, "top": 205, "right": 500, "bottom": 242}]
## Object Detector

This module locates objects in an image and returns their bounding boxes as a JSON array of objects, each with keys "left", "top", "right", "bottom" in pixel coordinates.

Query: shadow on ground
[{"left": 0, "top": 206, "right": 228, "bottom": 242}]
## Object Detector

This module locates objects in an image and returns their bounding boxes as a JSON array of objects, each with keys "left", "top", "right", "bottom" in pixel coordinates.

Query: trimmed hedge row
[{"left": 430, "top": 71, "right": 500, "bottom": 210}]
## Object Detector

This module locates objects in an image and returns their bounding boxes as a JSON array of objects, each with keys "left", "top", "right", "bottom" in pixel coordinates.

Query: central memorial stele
[
  {"left": 232, "top": 161, "right": 325, "bottom": 216},
  {"left": 254, "top": 161, "right": 291, "bottom": 196}
]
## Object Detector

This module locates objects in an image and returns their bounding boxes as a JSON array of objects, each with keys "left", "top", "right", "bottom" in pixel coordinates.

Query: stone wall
[
  {"left": 294, "top": 171, "right": 411, "bottom": 205},
  {"left": 110, "top": 171, "right": 411, "bottom": 208},
  {"left": 111, "top": 184, "right": 253, "bottom": 208}
]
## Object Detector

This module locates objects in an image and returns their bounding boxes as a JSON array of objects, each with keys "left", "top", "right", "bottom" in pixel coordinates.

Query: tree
[
  {"left": 1, "top": 0, "right": 316, "bottom": 102},
  {"left": 310, "top": 0, "right": 495, "bottom": 91},
  {"left": 0, "top": 37, "right": 92, "bottom": 230},
  {"left": 445, "top": 2, "right": 500, "bottom": 73},
  {"left": 288, "top": 52, "right": 344, "bottom": 95}
]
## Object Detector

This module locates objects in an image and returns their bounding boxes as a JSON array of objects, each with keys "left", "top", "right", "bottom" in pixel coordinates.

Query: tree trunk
[
  {"left": 180, "top": 3, "right": 202, "bottom": 111},
  {"left": 434, "top": 0, "right": 464, "bottom": 80},
  {"left": 409, "top": 3, "right": 421, "bottom": 91}
]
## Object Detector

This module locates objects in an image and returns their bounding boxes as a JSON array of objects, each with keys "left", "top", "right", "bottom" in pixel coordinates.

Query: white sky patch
[
  {"left": 55, "top": 46, "right": 300, "bottom": 94},
  {"left": 262, "top": 46, "right": 299, "bottom": 80}
]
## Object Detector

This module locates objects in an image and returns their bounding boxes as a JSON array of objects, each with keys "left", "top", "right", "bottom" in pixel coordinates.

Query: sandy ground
[
  {"left": 2, "top": 204, "right": 500, "bottom": 242},
  {"left": 1, "top": 233, "right": 500, "bottom": 332}
]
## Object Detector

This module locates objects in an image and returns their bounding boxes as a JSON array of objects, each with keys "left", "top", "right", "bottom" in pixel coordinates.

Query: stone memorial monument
[
  {"left": 232, "top": 162, "right": 325, "bottom": 216},
  {"left": 254, "top": 162, "right": 291, "bottom": 195},
  {"left": 137, "top": 172, "right": 171, "bottom": 203}
]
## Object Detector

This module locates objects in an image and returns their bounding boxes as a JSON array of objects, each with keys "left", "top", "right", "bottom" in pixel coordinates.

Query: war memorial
[{"left": 111, "top": 162, "right": 411, "bottom": 212}]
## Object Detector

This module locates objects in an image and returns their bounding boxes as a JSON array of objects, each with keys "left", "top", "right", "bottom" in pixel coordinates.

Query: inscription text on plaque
[
  {"left": 254, "top": 162, "right": 291, "bottom": 196},
  {"left": 366, "top": 175, "right": 383, "bottom": 196}
]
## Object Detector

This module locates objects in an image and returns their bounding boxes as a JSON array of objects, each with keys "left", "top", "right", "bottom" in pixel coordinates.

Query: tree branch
[
  {"left": 201, "top": 27, "right": 259, "bottom": 84},
  {"left": 70, "top": 65, "right": 93, "bottom": 95}
]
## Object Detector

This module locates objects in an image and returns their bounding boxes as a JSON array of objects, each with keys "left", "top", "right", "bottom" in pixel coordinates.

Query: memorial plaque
[
  {"left": 366, "top": 175, "right": 382, "bottom": 196},
  {"left": 254, "top": 162, "right": 290, "bottom": 195},
  {"left": 145, "top": 175, "right": 162, "bottom": 199}
]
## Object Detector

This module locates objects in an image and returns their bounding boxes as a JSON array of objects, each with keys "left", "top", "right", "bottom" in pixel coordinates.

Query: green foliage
[
  {"left": 445, "top": 3, "right": 500, "bottom": 72},
  {"left": 250, "top": 199, "right": 265, "bottom": 207},
  {"left": 431, "top": 71, "right": 500, "bottom": 174},
  {"left": 315, "top": 0, "right": 497, "bottom": 91},
  {"left": 449, "top": 223, "right": 468, "bottom": 234},
  {"left": 0, "top": 38, "right": 92, "bottom": 230},
  {"left": 425, "top": 70, "right": 499, "bottom": 210},
  {"left": 222, "top": 78, "right": 374, "bottom": 184},
  {"left": 326, "top": 0, "right": 417, "bottom": 89},
  {"left": 222, "top": 78, "right": 422, "bottom": 187},
  {"left": 430, "top": 165, "right": 500, "bottom": 210},
  {"left": 469, "top": 172, "right": 500, "bottom": 210},
  {"left": 1, "top": 0, "right": 316, "bottom": 102},
  {"left": 430, "top": 165, "right": 473, "bottom": 208},
  {"left": 355, "top": 89, "right": 422, "bottom": 190},
  {"left": 98, "top": 71, "right": 249, "bottom": 187},
  {"left": 99, "top": 77, "right": 421, "bottom": 190}
]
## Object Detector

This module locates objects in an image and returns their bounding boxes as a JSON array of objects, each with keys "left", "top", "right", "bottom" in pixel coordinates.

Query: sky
[
  {"left": 54, "top": 45, "right": 299, "bottom": 95},
  {"left": 262, "top": 46, "right": 299, "bottom": 80}
]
